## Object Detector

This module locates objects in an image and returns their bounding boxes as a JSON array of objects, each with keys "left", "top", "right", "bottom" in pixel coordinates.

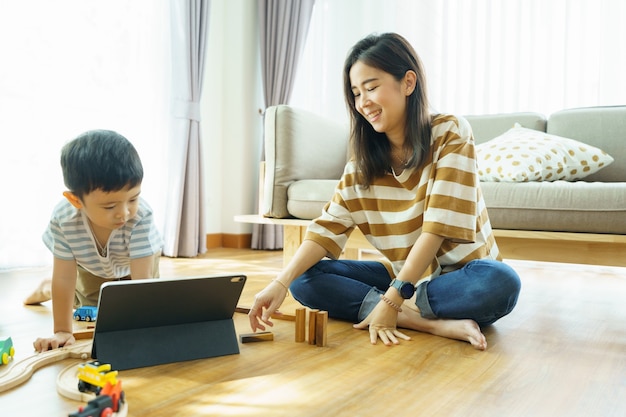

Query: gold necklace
[{"left": 392, "top": 149, "right": 409, "bottom": 166}]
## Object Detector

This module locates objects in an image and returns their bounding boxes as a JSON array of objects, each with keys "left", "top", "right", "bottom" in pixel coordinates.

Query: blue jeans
[{"left": 290, "top": 259, "right": 521, "bottom": 326}]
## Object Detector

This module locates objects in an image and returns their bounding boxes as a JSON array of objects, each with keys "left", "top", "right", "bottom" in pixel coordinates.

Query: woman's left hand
[{"left": 353, "top": 299, "right": 411, "bottom": 345}]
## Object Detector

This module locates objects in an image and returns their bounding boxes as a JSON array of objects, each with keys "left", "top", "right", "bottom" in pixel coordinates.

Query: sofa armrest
[{"left": 262, "top": 105, "right": 349, "bottom": 218}]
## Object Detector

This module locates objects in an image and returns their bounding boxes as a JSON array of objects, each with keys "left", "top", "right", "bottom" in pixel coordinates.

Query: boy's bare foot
[
  {"left": 397, "top": 305, "right": 488, "bottom": 350},
  {"left": 23, "top": 278, "right": 52, "bottom": 305}
]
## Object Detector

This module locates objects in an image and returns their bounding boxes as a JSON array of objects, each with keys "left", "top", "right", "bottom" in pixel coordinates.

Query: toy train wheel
[
  {"left": 101, "top": 407, "right": 114, "bottom": 417},
  {"left": 115, "top": 390, "right": 126, "bottom": 409},
  {"left": 9, "top": 347, "right": 15, "bottom": 358},
  {"left": 1, "top": 353, "right": 7, "bottom": 365}
]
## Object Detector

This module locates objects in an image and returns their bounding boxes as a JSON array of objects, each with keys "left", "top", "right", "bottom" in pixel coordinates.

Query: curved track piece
[
  {"left": 0, "top": 340, "right": 92, "bottom": 393},
  {"left": 57, "top": 362, "right": 96, "bottom": 401}
]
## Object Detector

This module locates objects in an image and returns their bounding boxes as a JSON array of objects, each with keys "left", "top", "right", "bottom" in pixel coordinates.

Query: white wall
[{"left": 202, "top": 0, "right": 263, "bottom": 236}]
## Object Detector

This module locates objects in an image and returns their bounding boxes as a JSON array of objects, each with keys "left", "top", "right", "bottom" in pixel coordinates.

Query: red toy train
[{"left": 68, "top": 380, "right": 125, "bottom": 417}]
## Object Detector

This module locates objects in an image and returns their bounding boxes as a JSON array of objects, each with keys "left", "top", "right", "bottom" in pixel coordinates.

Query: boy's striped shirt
[{"left": 43, "top": 197, "right": 163, "bottom": 278}]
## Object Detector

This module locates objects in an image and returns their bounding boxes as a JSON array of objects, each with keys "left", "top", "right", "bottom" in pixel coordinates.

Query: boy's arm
[
  {"left": 52, "top": 257, "right": 77, "bottom": 333},
  {"left": 34, "top": 257, "right": 77, "bottom": 352},
  {"left": 129, "top": 254, "right": 157, "bottom": 279}
]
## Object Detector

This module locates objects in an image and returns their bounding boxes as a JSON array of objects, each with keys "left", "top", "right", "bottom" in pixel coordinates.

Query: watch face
[{"left": 400, "top": 283, "right": 415, "bottom": 299}]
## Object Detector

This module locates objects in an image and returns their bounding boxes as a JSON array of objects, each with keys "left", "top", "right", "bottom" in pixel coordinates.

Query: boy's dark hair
[{"left": 61, "top": 130, "right": 143, "bottom": 199}]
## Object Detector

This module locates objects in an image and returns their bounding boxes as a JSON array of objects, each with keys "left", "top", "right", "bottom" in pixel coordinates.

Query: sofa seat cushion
[
  {"left": 481, "top": 181, "right": 626, "bottom": 234},
  {"left": 286, "top": 179, "right": 626, "bottom": 234},
  {"left": 287, "top": 179, "right": 338, "bottom": 220}
]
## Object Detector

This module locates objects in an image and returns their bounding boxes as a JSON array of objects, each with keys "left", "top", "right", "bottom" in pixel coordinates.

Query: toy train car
[
  {"left": 77, "top": 361, "right": 118, "bottom": 394},
  {"left": 0, "top": 337, "right": 15, "bottom": 365},
  {"left": 68, "top": 380, "right": 125, "bottom": 417}
]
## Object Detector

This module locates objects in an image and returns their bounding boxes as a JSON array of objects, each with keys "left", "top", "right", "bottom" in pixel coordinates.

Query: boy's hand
[{"left": 33, "top": 332, "right": 75, "bottom": 353}]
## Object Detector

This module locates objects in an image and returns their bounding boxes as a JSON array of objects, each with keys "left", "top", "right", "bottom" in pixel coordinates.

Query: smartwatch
[{"left": 389, "top": 279, "right": 415, "bottom": 299}]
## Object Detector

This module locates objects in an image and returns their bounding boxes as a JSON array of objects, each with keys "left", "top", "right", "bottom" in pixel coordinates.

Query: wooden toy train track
[{"left": 0, "top": 339, "right": 92, "bottom": 393}]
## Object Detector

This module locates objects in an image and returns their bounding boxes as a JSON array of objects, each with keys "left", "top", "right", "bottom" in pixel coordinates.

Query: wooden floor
[{"left": 1, "top": 248, "right": 625, "bottom": 416}]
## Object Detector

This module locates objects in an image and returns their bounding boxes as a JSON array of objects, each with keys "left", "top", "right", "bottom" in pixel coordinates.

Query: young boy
[{"left": 26, "top": 130, "right": 163, "bottom": 352}]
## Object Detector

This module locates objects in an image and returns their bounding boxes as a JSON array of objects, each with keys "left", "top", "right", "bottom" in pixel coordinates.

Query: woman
[{"left": 248, "top": 33, "right": 521, "bottom": 350}]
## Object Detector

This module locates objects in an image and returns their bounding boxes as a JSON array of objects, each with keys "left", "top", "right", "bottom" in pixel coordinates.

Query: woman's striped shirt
[
  {"left": 305, "top": 114, "right": 501, "bottom": 284},
  {"left": 42, "top": 197, "right": 163, "bottom": 278}
]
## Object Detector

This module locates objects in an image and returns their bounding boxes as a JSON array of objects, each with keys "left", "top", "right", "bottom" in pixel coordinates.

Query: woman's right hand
[
  {"left": 248, "top": 279, "right": 289, "bottom": 332},
  {"left": 248, "top": 240, "right": 327, "bottom": 332}
]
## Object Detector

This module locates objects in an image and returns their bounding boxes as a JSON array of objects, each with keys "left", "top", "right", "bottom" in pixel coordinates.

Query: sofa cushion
[
  {"left": 481, "top": 181, "right": 626, "bottom": 234},
  {"left": 547, "top": 106, "right": 626, "bottom": 182},
  {"left": 464, "top": 112, "right": 547, "bottom": 144},
  {"left": 476, "top": 125, "right": 614, "bottom": 182},
  {"left": 287, "top": 179, "right": 338, "bottom": 220}
]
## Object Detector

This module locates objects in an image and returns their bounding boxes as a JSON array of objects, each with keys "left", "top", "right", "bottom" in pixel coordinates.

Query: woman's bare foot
[
  {"left": 397, "top": 304, "right": 487, "bottom": 350},
  {"left": 428, "top": 319, "right": 487, "bottom": 350},
  {"left": 23, "top": 278, "right": 52, "bottom": 305}
]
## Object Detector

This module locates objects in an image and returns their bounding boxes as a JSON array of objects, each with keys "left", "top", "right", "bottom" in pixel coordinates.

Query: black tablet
[{"left": 92, "top": 274, "right": 246, "bottom": 370}]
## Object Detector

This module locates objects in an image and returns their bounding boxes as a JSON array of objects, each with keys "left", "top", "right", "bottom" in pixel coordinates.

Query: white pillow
[{"left": 476, "top": 124, "right": 614, "bottom": 182}]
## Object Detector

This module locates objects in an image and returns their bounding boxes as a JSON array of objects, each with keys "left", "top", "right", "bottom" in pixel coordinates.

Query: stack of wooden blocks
[{"left": 295, "top": 307, "right": 328, "bottom": 347}]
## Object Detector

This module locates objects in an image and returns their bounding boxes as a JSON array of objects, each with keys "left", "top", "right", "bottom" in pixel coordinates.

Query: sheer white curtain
[
  {"left": 0, "top": 1, "right": 170, "bottom": 269},
  {"left": 291, "top": 0, "right": 626, "bottom": 122},
  {"left": 161, "top": 0, "right": 209, "bottom": 258}
]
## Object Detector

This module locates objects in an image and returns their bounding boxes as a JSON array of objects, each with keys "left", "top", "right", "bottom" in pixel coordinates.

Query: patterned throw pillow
[{"left": 476, "top": 125, "right": 614, "bottom": 182}]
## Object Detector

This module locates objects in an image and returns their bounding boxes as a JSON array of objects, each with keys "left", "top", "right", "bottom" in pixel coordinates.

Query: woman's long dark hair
[{"left": 343, "top": 33, "right": 432, "bottom": 188}]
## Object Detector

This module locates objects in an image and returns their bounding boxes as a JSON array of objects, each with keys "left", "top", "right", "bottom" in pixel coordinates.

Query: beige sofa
[{"left": 253, "top": 105, "right": 626, "bottom": 267}]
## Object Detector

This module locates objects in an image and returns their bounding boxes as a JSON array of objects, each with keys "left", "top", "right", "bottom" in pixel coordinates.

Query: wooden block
[
  {"left": 239, "top": 332, "right": 274, "bottom": 343},
  {"left": 295, "top": 308, "right": 306, "bottom": 342},
  {"left": 72, "top": 328, "right": 94, "bottom": 340},
  {"left": 308, "top": 309, "right": 319, "bottom": 345},
  {"left": 316, "top": 310, "right": 328, "bottom": 347}
]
